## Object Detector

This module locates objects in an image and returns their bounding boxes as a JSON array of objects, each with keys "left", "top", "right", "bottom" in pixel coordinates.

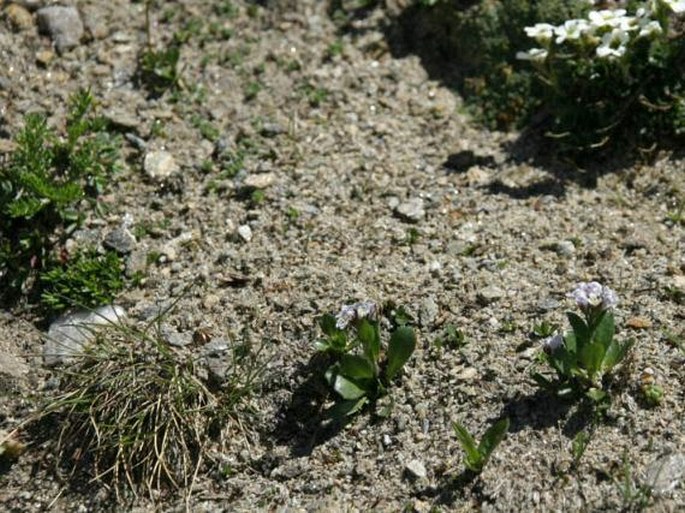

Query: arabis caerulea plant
[
  {"left": 534, "top": 282, "right": 634, "bottom": 402},
  {"left": 517, "top": 1, "right": 685, "bottom": 153},
  {"left": 316, "top": 301, "right": 416, "bottom": 418}
]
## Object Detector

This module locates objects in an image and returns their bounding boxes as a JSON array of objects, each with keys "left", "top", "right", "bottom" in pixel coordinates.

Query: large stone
[
  {"left": 642, "top": 453, "right": 685, "bottom": 496},
  {"left": 103, "top": 227, "right": 136, "bottom": 254},
  {"left": 37, "top": 6, "right": 84, "bottom": 53},
  {"left": 43, "top": 305, "right": 126, "bottom": 366}
]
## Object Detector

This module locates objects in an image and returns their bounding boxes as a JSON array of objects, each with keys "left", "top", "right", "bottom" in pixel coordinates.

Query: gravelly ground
[{"left": 0, "top": 1, "right": 684, "bottom": 511}]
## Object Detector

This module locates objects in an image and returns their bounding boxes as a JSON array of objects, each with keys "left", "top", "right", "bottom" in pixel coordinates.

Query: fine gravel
[{"left": 0, "top": 1, "right": 684, "bottom": 512}]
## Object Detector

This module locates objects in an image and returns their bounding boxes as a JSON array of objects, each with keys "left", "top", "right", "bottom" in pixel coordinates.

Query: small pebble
[{"left": 6, "top": 4, "right": 34, "bottom": 32}]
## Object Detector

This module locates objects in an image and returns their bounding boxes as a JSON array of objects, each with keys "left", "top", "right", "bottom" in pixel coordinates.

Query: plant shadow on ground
[
  {"left": 415, "top": 389, "right": 593, "bottom": 507},
  {"left": 376, "top": 2, "right": 667, "bottom": 188},
  {"left": 271, "top": 352, "right": 350, "bottom": 457}
]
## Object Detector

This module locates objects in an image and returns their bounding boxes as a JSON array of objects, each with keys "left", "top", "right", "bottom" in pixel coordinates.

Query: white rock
[
  {"left": 44, "top": 305, "right": 126, "bottom": 366},
  {"left": 144, "top": 150, "right": 178, "bottom": 180},
  {"left": 405, "top": 459, "right": 427, "bottom": 479},
  {"left": 237, "top": 225, "right": 252, "bottom": 242}
]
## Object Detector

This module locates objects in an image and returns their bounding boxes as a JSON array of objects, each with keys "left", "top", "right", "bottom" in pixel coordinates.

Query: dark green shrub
[{"left": 0, "top": 89, "right": 120, "bottom": 310}]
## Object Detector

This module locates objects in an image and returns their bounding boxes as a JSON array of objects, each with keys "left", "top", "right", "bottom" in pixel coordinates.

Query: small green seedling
[
  {"left": 453, "top": 417, "right": 510, "bottom": 473},
  {"left": 533, "top": 282, "right": 634, "bottom": 403},
  {"left": 316, "top": 302, "right": 416, "bottom": 418}
]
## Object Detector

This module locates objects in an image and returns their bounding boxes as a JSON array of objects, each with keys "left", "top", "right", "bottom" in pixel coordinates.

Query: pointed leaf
[
  {"left": 314, "top": 339, "right": 330, "bottom": 352},
  {"left": 579, "top": 340, "right": 605, "bottom": 378},
  {"left": 586, "top": 387, "right": 607, "bottom": 403},
  {"left": 531, "top": 372, "right": 553, "bottom": 390},
  {"left": 563, "top": 331, "right": 577, "bottom": 354},
  {"left": 478, "top": 418, "right": 510, "bottom": 462},
  {"left": 452, "top": 421, "right": 482, "bottom": 472},
  {"left": 333, "top": 374, "right": 367, "bottom": 400},
  {"left": 326, "top": 397, "right": 368, "bottom": 419},
  {"left": 592, "top": 311, "right": 614, "bottom": 348},
  {"left": 319, "top": 314, "right": 339, "bottom": 336},
  {"left": 602, "top": 338, "right": 634, "bottom": 373},
  {"left": 385, "top": 326, "right": 416, "bottom": 381},
  {"left": 567, "top": 312, "right": 589, "bottom": 348},
  {"left": 358, "top": 319, "right": 380, "bottom": 365},
  {"left": 339, "top": 354, "right": 375, "bottom": 380}
]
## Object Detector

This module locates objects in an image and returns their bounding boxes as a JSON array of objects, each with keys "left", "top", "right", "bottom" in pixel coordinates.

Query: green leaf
[
  {"left": 385, "top": 326, "right": 416, "bottom": 381},
  {"left": 358, "top": 318, "right": 380, "bottom": 365},
  {"left": 478, "top": 417, "right": 510, "bottom": 462},
  {"left": 592, "top": 311, "right": 614, "bottom": 348},
  {"left": 333, "top": 373, "right": 367, "bottom": 400},
  {"left": 452, "top": 421, "right": 482, "bottom": 472},
  {"left": 319, "top": 314, "right": 339, "bottom": 336},
  {"left": 586, "top": 387, "right": 607, "bottom": 403},
  {"left": 326, "top": 397, "right": 368, "bottom": 419},
  {"left": 314, "top": 339, "right": 330, "bottom": 352},
  {"left": 567, "top": 312, "right": 589, "bottom": 348},
  {"left": 579, "top": 340, "right": 605, "bottom": 378},
  {"left": 339, "top": 354, "right": 375, "bottom": 380},
  {"left": 531, "top": 372, "right": 553, "bottom": 390},
  {"left": 571, "top": 430, "right": 590, "bottom": 463},
  {"left": 602, "top": 338, "right": 634, "bottom": 373},
  {"left": 563, "top": 331, "right": 577, "bottom": 354}
]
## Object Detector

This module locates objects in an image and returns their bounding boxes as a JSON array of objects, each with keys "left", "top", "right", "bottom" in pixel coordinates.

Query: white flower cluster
[{"left": 517, "top": 0, "right": 683, "bottom": 62}]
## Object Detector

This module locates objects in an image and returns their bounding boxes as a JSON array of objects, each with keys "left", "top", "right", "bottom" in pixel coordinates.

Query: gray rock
[
  {"left": 44, "top": 305, "right": 126, "bottom": 366},
  {"left": 394, "top": 198, "right": 425, "bottom": 223},
  {"left": 200, "top": 338, "right": 233, "bottom": 382},
  {"left": 477, "top": 285, "right": 505, "bottom": 306},
  {"left": 642, "top": 453, "right": 685, "bottom": 496},
  {"left": 555, "top": 240, "right": 575, "bottom": 258},
  {"left": 103, "top": 227, "right": 136, "bottom": 254},
  {"left": 160, "top": 325, "right": 192, "bottom": 347},
  {"left": 202, "top": 337, "right": 230, "bottom": 356},
  {"left": 37, "top": 6, "right": 84, "bottom": 53},
  {"left": 419, "top": 296, "right": 439, "bottom": 327},
  {"left": 144, "top": 150, "right": 178, "bottom": 180},
  {"left": 405, "top": 459, "right": 427, "bottom": 479},
  {"left": 260, "top": 122, "right": 285, "bottom": 137}
]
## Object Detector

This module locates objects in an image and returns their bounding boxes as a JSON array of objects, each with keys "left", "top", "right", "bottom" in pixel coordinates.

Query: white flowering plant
[
  {"left": 316, "top": 301, "right": 417, "bottom": 417},
  {"left": 517, "top": 0, "right": 685, "bottom": 153},
  {"left": 533, "top": 282, "right": 634, "bottom": 402}
]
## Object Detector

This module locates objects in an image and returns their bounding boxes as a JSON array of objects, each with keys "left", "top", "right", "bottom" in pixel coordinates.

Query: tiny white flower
[
  {"left": 596, "top": 28, "right": 629, "bottom": 59},
  {"left": 516, "top": 48, "right": 549, "bottom": 62},
  {"left": 588, "top": 9, "right": 628, "bottom": 29},
  {"left": 554, "top": 19, "right": 591, "bottom": 44},
  {"left": 638, "top": 20, "right": 663, "bottom": 37},
  {"left": 661, "top": 0, "right": 685, "bottom": 13},
  {"left": 524, "top": 23, "right": 556, "bottom": 43}
]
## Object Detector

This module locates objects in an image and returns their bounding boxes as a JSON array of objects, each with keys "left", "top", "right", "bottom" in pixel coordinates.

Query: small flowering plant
[
  {"left": 533, "top": 282, "right": 634, "bottom": 402},
  {"left": 316, "top": 301, "right": 417, "bottom": 417},
  {"left": 517, "top": 0, "right": 685, "bottom": 153}
]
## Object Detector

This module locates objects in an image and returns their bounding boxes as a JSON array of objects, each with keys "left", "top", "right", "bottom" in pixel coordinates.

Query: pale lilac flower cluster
[
  {"left": 569, "top": 282, "right": 618, "bottom": 311},
  {"left": 543, "top": 333, "right": 565, "bottom": 355},
  {"left": 517, "top": 0, "right": 682, "bottom": 62},
  {"left": 335, "top": 301, "right": 379, "bottom": 330}
]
